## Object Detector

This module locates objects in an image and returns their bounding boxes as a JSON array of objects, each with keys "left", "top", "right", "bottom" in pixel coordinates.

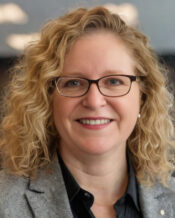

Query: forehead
[{"left": 63, "top": 31, "right": 136, "bottom": 77}]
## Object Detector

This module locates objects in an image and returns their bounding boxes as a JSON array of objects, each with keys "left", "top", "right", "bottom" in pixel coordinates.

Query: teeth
[{"left": 79, "top": 119, "right": 111, "bottom": 125}]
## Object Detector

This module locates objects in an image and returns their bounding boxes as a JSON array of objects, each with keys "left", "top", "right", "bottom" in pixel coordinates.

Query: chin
[{"left": 78, "top": 141, "right": 117, "bottom": 156}]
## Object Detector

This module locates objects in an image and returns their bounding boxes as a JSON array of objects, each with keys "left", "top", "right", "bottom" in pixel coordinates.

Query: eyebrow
[{"left": 62, "top": 70, "right": 134, "bottom": 77}]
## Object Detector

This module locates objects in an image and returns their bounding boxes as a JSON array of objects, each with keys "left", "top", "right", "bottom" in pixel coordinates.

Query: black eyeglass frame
[{"left": 54, "top": 74, "right": 144, "bottom": 98}]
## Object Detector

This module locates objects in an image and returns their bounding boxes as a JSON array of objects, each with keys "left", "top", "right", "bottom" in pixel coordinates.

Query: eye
[
  {"left": 106, "top": 77, "right": 123, "bottom": 86},
  {"left": 64, "top": 79, "right": 81, "bottom": 87}
]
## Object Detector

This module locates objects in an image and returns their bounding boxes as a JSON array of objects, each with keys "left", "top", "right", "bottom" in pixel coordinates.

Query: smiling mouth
[{"left": 77, "top": 119, "right": 113, "bottom": 125}]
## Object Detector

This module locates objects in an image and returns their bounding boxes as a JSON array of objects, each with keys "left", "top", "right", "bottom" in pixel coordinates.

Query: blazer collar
[{"left": 25, "top": 158, "right": 73, "bottom": 218}]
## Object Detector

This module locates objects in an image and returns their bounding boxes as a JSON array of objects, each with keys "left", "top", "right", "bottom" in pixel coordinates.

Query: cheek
[
  {"left": 53, "top": 93, "right": 67, "bottom": 131},
  {"left": 53, "top": 92, "right": 80, "bottom": 128},
  {"left": 111, "top": 92, "right": 140, "bottom": 125}
]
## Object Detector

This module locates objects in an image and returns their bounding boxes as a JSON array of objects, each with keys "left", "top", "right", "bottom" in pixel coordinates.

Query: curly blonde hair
[{"left": 0, "top": 6, "right": 174, "bottom": 185}]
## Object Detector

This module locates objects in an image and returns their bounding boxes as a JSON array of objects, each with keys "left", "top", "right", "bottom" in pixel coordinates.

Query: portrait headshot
[{"left": 0, "top": 5, "right": 174, "bottom": 218}]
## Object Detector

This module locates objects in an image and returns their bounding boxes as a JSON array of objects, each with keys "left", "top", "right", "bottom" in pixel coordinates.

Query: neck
[{"left": 59, "top": 145, "right": 128, "bottom": 205}]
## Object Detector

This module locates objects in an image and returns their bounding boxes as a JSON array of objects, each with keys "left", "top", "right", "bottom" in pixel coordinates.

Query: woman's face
[{"left": 53, "top": 31, "right": 140, "bottom": 157}]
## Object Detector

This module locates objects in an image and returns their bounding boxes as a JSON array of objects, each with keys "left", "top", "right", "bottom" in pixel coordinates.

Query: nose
[{"left": 82, "top": 83, "right": 107, "bottom": 109}]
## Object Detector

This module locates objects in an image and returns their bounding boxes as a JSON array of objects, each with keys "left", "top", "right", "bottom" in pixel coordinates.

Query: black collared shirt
[{"left": 58, "top": 153, "right": 142, "bottom": 218}]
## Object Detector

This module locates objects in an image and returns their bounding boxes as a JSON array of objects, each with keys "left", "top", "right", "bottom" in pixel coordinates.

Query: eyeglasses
[{"left": 54, "top": 74, "right": 143, "bottom": 97}]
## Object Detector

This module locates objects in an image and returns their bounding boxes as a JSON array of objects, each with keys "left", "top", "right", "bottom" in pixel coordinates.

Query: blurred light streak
[
  {"left": 104, "top": 3, "right": 139, "bottom": 27},
  {"left": 0, "top": 3, "right": 28, "bottom": 24},
  {"left": 6, "top": 33, "right": 40, "bottom": 51}
]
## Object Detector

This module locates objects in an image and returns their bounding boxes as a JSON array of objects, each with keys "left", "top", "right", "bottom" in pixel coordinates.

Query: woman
[{"left": 0, "top": 6, "right": 174, "bottom": 218}]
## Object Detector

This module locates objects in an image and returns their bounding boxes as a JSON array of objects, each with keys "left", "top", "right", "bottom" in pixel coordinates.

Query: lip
[
  {"left": 76, "top": 117, "right": 112, "bottom": 120},
  {"left": 76, "top": 117, "right": 113, "bottom": 130}
]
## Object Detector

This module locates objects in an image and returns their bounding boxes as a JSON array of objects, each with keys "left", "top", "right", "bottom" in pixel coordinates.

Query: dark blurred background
[{"left": 0, "top": 0, "right": 175, "bottom": 94}]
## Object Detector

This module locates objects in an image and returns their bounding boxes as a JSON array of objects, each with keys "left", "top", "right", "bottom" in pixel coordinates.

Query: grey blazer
[{"left": 0, "top": 159, "right": 174, "bottom": 218}]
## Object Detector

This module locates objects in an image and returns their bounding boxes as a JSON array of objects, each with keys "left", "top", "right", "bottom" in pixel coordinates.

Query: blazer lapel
[
  {"left": 138, "top": 177, "right": 175, "bottom": 218},
  {"left": 25, "top": 159, "right": 73, "bottom": 218}
]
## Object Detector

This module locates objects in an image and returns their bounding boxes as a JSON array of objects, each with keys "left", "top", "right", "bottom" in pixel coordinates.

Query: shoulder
[
  {"left": 138, "top": 176, "right": 175, "bottom": 218},
  {"left": 139, "top": 175, "right": 175, "bottom": 201},
  {"left": 0, "top": 169, "right": 28, "bottom": 194},
  {"left": 0, "top": 170, "right": 29, "bottom": 211}
]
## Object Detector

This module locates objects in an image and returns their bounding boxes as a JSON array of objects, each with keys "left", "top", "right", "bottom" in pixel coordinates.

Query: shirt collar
[
  {"left": 125, "top": 149, "right": 140, "bottom": 211},
  {"left": 58, "top": 154, "right": 80, "bottom": 202}
]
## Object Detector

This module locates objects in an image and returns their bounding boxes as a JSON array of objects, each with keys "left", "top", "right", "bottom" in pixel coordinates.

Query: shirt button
[
  {"left": 84, "top": 192, "right": 91, "bottom": 198},
  {"left": 160, "top": 209, "right": 165, "bottom": 216}
]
